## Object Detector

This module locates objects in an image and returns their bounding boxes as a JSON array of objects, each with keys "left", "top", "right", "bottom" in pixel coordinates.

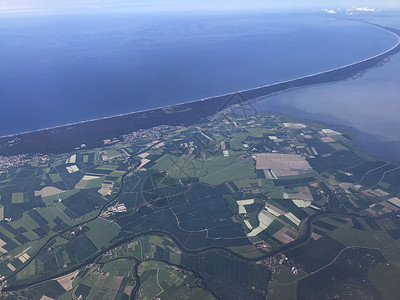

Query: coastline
[
  {"left": 1, "top": 24, "right": 399, "bottom": 156},
  {"left": 2, "top": 23, "right": 399, "bottom": 140}
]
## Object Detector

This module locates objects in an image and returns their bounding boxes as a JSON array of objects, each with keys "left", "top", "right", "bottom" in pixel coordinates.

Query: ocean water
[{"left": 0, "top": 12, "right": 398, "bottom": 136}]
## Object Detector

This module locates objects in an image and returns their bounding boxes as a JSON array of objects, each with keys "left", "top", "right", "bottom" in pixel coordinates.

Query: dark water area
[
  {"left": 0, "top": 12, "right": 398, "bottom": 136},
  {"left": 354, "top": 133, "right": 400, "bottom": 163},
  {"left": 253, "top": 83, "right": 400, "bottom": 163}
]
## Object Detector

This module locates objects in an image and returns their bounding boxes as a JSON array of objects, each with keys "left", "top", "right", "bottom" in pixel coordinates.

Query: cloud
[
  {"left": 354, "top": 7, "right": 375, "bottom": 11},
  {"left": 346, "top": 7, "right": 376, "bottom": 12},
  {"left": 324, "top": 8, "right": 337, "bottom": 14}
]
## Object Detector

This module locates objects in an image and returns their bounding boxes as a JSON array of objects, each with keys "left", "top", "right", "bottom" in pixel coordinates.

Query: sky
[{"left": 0, "top": 0, "right": 399, "bottom": 15}]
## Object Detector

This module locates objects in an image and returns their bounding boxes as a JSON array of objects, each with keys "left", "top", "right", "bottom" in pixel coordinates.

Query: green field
[
  {"left": 268, "top": 282, "right": 297, "bottom": 300},
  {"left": 16, "top": 259, "right": 36, "bottom": 281},
  {"left": 85, "top": 217, "right": 120, "bottom": 249},
  {"left": 138, "top": 260, "right": 215, "bottom": 300},
  {"left": 12, "top": 192, "right": 26, "bottom": 203},
  {"left": 49, "top": 173, "right": 63, "bottom": 183},
  {"left": 200, "top": 158, "right": 256, "bottom": 185},
  {"left": 369, "top": 262, "right": 400, "bottom": 300}
]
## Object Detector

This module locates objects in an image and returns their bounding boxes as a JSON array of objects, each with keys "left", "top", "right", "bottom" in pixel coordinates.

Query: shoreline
[
  {"left": 1, "top": 23, "right": 399, "bottom": 140},
  {"left": 1, "top": 24, "right": 399, "bottom": 156}
]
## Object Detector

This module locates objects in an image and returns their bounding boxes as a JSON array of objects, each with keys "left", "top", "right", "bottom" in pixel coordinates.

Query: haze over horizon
[{"left": 1, "top": 0, "right": 399, "bottom": 15}]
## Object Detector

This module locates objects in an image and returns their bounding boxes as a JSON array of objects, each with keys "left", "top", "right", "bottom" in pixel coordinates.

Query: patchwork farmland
[{"left": 1, "top": 111, "right": 400, "bottom": 299}]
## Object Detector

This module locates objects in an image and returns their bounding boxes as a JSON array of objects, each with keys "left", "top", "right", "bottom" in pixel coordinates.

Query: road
[{"left": 3, "top": 186, "right": 399, "bottom": 294}]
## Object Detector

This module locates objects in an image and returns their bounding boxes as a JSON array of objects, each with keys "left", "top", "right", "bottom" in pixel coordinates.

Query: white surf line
[{"left": 2, "top": 24, "right": 399, "bottom": 140}]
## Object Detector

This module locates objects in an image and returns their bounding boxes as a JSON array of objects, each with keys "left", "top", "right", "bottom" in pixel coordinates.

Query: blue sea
[{"left": 0, "top": 12, "right": 398, "bottom": 136}]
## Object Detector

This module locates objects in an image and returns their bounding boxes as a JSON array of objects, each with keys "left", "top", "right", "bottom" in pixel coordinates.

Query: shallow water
[{"left": 253, "top": 36, "right": 400, "bottom": 161}]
